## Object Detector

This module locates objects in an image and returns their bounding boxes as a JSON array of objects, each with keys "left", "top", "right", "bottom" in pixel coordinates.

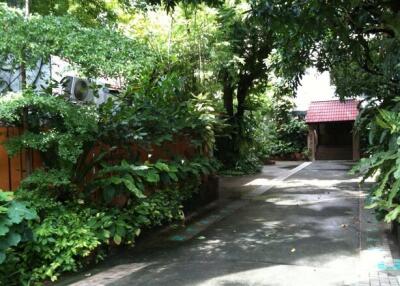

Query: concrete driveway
[{"left": 61, "top": 161, "right": 400, "bottom": 286}]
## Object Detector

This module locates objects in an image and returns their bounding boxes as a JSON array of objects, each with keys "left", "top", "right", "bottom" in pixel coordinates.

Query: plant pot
[
  {"left": 294, "top": 152, "right": 302, "bottom": 160},
  {"left": 111, "top": 194, "right": 129, "bottom": 208}
]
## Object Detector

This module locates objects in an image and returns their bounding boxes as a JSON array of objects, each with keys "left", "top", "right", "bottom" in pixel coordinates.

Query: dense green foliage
[
  {"left": 352, "top": 108, "right": 400, "bottom": 223},
  {"left": 1, "top": 0, "right": 130, "bottom": 26},
  {"left": 257, "top": 87, "right": 308, "bottom": 159},
  {"left": 0, "top": 79, "right": 221, "bottom": 283},
  {"left": 0, "top": 157, "right": 217, "bottom": 284},
  {"left": 0, "top": 90, "right": 220, "bottom": 284},
  {"left": 0, "top": 4, "right": 223, "bottom": 284},
  {"left": 137, "top": 0, "right": 400, "bottom": 223},
  {"left": 220, "top": 88, "right": 308, "bottom": 176},
  {"left": 0, "top": 191, "right": 37, "bottom": 265}
]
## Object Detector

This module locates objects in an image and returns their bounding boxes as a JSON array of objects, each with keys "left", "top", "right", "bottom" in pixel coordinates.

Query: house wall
[{"left": 0, "top": 59, "right": 51, "bottom": 93}]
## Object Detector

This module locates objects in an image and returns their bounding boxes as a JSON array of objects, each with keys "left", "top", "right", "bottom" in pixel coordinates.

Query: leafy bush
[
  {"left": 0, "top": 86, "right": 221, "bottom": 284},
  {"left": 254, "top": 88, "right": 308, "bottom": 159},
  {"left": 218, "top": 88, "right": 308, "bottom": 175},
  {"left": 0, "top": 192, "right": 37, "bottom": 265},
  {"left": 0, "top": 5, "right": 226, "bottom": 285},
  {"left": 352, "top": 107, "right": 400, "bottom": 223},
  {"left": 0, "top": 154, "right": 219, "bottom": 285},
  {"left": 261, "top": 117, "right": 308, "bottom": 158},
  {"left": 219, "top": 152, "right": 262, "bottom": 176}
]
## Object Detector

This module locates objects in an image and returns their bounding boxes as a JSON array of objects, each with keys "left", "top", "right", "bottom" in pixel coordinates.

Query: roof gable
[{"left": 305, "top": 100, "right": 359, "bottom": 123}]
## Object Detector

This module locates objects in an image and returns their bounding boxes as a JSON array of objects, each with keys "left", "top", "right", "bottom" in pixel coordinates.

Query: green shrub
[
  {"left": 0, "top": 5, "right": 225, "bottom": 285},
  {"left": 0, "top": 154, "right": 218, "bottom": 285},
  {"left": 0, "top": 192, "right": 37, "bottom": 264},
  {"left": 0, "top": 85, "right": 222, "bottom": 284},
  {"left": 257, "top": 94, "right": 308, "bottom": 159},
  {"left": 352, "top": 107, "right": 400, "bottom": 223},
  {"left": 219, "top": 152, "right": 262, "bottom": 176}
]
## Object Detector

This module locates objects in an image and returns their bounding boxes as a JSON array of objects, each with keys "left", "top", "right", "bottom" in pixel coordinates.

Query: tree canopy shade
[
  {"left": 307, "top": 0, "right": 400, "bottom": 102},
  {"left": 0, "top": 4, "right": 152, "bottom": 88}
]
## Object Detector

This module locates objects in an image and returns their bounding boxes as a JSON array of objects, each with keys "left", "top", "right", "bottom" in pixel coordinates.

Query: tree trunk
[
  {"left": 215, "top": 72, "right": 236, "bottom": 166},
  {"left": 21, "top": 0, "right": 32, "bottom": 177},
  {"left": 216, "top": 73, "right": 253, "bottom": 166},
  {"left": 222, "top": 73, "right": 234, "bottom": 118},
  {"left": 236, "top": 81, "right": 249, "bottom": 123}
]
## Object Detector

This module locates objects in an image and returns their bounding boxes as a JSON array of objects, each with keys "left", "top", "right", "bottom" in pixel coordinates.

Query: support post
[
  {"left": 352, "top": 126, "right": 360, "bottom": 161},
  {"left": 308, "top": 125, "right": 316, "bottom": 161}
]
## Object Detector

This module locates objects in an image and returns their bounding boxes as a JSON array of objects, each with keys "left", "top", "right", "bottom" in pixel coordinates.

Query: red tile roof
[{"left": 305, "top": 100, "right": 359, "bottom": 123}]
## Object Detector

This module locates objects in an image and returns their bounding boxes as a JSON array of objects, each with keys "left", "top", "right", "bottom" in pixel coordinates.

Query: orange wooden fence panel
[
  {"left": 9, "top": 128, "right": 23, "bottom": 190},
  {"left": 0, "top": 128, "right": 197, "bottom": 191},
  {"left": 0, "top": 127, "right": 25, "bottom": 191},
  {"left": 0, "top": 127, "right": 10, "bottom": 190}
]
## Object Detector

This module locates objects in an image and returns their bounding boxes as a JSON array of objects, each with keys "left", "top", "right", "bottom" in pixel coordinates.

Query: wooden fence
[
  {"left": 0, "top": 127, "right": 43, "bottom": 190},
  {"left": 0, "top": 127, "right": 196, "bottom": 191}
]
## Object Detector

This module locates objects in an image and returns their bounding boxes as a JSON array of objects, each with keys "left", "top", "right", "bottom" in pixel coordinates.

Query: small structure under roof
[{"left": 306, "top": 99, "right": 360, "bottom": 161}]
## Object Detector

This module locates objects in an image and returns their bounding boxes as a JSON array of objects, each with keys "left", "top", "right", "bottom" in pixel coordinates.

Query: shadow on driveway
[{"left": 60, "top": 161, "right": 380, "bottom": 286}]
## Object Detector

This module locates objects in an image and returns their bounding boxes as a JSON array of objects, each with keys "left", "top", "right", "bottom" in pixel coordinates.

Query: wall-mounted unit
[{"left": 60, "top": 76, "right": 112, "bottom": 105}]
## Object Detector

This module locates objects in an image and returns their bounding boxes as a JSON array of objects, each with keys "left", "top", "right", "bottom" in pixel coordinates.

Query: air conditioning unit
[
  {"left": 61, "top": 76, "right": 94, "bottom": 103},
  {"left": 60, "top": 76, "right": 116, "bottom": 106}
]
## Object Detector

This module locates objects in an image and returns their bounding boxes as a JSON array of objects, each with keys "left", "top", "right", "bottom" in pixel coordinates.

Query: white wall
[
  {"left": 0, "top": 59, "right": 51, "bottom": 93},
  {"left": 295, "top": 67, "right": 337, "bottom": 111}
]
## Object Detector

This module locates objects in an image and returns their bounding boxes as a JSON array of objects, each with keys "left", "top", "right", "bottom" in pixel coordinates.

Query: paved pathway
[{"left": 60, "top": 161, "right": 400, "bottom": 286}]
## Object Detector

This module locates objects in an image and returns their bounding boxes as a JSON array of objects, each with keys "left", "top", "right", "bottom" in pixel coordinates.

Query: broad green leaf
[
  {"left": 385, "top": 206, "right": 400, "bottom": 222},
  {"left": 113, "top": 234, "right": 122, "bottom": 245},
  {"left": 6, "top": 232, "right": 21, "bottom": 247},
  {"left": 134, "top": 229, "right": 141, "bottom": 236},
  {"left": 0, "top": 252, "right": 5, "bottom": 264},
  {"left": 145, "top": 170, "right": 160, "bottom": 183},
  {"left": 0, "top": 192, "right": 13, "bottom": 202},
  {"left": 0, "top": 224, "right": 10, "bottom": 236},
  {"left": 375, "top": 166, "right": 395, "bottom": 197},
  {"left": 388, "top": 179, "right": 400, "bottom": 205},
  {"left": 123, "top": 176, "right": 146, "bottom": 198},
  {"left": 7, "top": 201, "right": 37, "bottom": 224},
  {"left": 168, "top": 172, "right": 179, "bottom": 182},
  {"left": 116, "top": 225, "right": 126, "bottom": 238},
  {"left": 154, "top": 162, "right": 170, "bottom": 172},
  {"left": 365, "top": 202, "right": 378, "bottom": 209}
]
